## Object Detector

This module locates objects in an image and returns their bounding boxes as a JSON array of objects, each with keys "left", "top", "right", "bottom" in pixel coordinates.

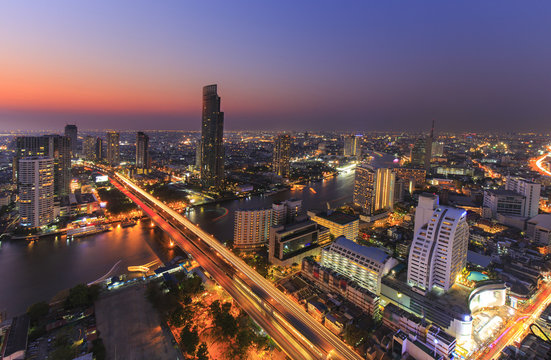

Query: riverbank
[{"left": 0, "top": 219, "right": 181, "bottom": 318}]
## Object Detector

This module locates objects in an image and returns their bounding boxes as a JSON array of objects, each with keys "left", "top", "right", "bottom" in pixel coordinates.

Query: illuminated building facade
[
  {"left": 407, "top": 203, "right": 469, "bottom": 293},
  {"left": 18, "top": 157, "right": 54, "bottom": 227},
  {"left": 273, "top": 134, "right": 291, "bottom": 177},
  {"left": 353, "top": 164, "right": 395, "bottom": 215},
  {"left": 83, "top": 136, "right": 96, "bottom": 161},
  {"left": 15, "top": 135, "right": 71, "bottom": 198},
  {"left": 307, "top": 210, "right": 359, "bottom": 241},
  {"left": 234, "top": 209, "right": 272, "bottom": 250},
  {"left": 343, "top": 134, "right": 361, "bottom": 157}
]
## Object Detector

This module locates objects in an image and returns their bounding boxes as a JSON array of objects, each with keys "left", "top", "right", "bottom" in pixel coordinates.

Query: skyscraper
[
  {"left": 425, "top": 120, "right": 434, "bottom": 171},
  {"left": 407, "top": 196, "right": 469, "bottom": 293},
  {"left": 106, "top": 131, "right": 120, "bottom": 166},
  {"left": 83, "top": 136, "right": 96, "bottom": 161},
  {"left": 15, "top": 135, "right": 71, "bottom": 198},
  {"left": 95, "top": 137, "right": 103, "bottom": 160},
  {"left": 18, "top": 156, "right": 54, "bottom": 227},
  {"left": 199, "top": 84, "right": 224, "bottom": 189},
  {"left": 343, "top": 134, "right": 361, "bottom": 157},
  {"left": 50, "top": 135, "right": 72, "bottom": 198},
  {"left": 410, "top": 121, "right": 434, "bottom": 172},
  {"left": 353, "top": 164, "right": 395, "bottom": 215},
  {"left": 273, "top": 134, "right": 291, "bottom": 177},
  {"left": 136, "top": 131, "right": 150, "bottom": 172},
  {"left": 64, "top": 124, "right": 78, "bottom": 157}
]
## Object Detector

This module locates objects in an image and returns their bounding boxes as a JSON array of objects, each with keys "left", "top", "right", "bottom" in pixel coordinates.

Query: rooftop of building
[
  {"left": 330, "top": 236, "right": 391, "bottom": 264},
  {"left": 3, "top": 315, "right": 29, "bottom": 357},
  {"left": 485, "top": 189, "right": 524, "bottom": 197},
  {"left": 310, "top": 210, "right": 359, "bottom": 225},
  {"left": 527, "top": 214, "right": 551, "bottom": 229},
  {"left": 382, "top": 271, "right": 471, "bottom": 316}
]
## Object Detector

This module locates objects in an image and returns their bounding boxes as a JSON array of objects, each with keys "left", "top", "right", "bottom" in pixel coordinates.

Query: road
[
  {"left": 475, "top": 282, "right": 551, "bottom": 360},
  {"left": 109, "top": 172, "right": 362, "bottom": 360},
  {"left": 533, "top": 151, "right": 551, "bottom": 177}
]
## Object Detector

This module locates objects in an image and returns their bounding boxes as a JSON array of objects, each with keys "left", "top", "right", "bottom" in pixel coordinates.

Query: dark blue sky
[{"left": 1, "top": 1, "right": 550, "bottom": 131}]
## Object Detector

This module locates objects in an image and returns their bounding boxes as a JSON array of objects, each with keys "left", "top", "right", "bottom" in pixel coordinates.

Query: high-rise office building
[
  {"left": 106, "top": 131, "right": 120, "bottom": 166},
  {"left": 407, "top": 196, "right": 469, "bottom": 293},
  {"left": 199, "top": 84, "right": 224, "bottom": 189},
  {"left": 18, "top": 157, "right": 54, "bottom": 227},
  {"left": 505, "top": 176, "right": 541, "bottom": 218},
  {"left": 136, "top": 131, "right": 150, "bottom": 171},
  {"left": 95, "top": 137, "right": 103, "bottom": 160},
  {"left": 83, "top": 136, "right": 96, "bottom": 161},
  {"left": 50, "top": 135, "right": 72, "bottom": 198},
  {"left": 353, "top": 164, "right": 395, "bottom": 215},
  {"left": 15, "top": 135, "right": 71, "bottom": 198},
  {"left": 64, "top": 124, "right": 78, "bottom": 157},
  {"left": 343, "top": 134, "right": 361, "bottom": 157},
  {"left": 234, "top": 209, "right": 273, "bottom": 250},
  {"left": 273, "top": 134, "right": 291, "bottom": 177},
  {"left": 410, "top": 121, "right": 434, "bottom": 172},
  {"left": 410, "top": 138, "right": 426, "bottom": 168}
]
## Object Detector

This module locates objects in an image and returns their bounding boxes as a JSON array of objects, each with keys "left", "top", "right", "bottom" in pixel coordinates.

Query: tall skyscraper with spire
[
  {"left": 424, "top": 120, "right": 435, "bottom": 171},
  {"left": 199, "top": 84, "right": 225, "bottom": 189}
]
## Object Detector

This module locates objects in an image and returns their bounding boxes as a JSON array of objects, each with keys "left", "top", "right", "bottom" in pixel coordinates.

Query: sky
[{"left": 1, "top": 1, "right": 550, "bottom": 132}]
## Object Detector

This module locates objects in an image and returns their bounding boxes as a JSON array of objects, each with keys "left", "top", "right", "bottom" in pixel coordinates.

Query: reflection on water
[
  {"left": 0, "top": 172, "right": 355, "bottom": 318},
  {"left": 187, "top": 171, "right": 355, "bottom": 243},
  {"left": 0, "top": 220, "right": 177, "bottom": 318}
]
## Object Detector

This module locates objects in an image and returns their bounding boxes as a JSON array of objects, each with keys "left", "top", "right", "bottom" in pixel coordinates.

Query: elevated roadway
[{"left": 111, "top": 172, "right": 362, "bottom": 360}]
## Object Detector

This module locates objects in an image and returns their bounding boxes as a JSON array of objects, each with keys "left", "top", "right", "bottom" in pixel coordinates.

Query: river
[{"left": 0, "top": 170, "right": 355, "bottom": 318}]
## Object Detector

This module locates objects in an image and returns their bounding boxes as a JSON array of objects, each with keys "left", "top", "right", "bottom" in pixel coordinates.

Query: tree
[
  {"left": 343, "top": 323, "right": 371, "bottom": 347},
  {"left": 179, "top": 325, "right": 199, "bottom": 355},
  {"left": 92, "top": 338, "right": 106, "bottom": 360},
  {"left": 209, "top": 300, "right": 238, "bottom": 338},
  {"left": 169, "top": 305, "right": 193, "bottom": 328},
  {"left": 65, "top": 284, "right": 100, "bottom": 309},
  {"left": 196, "top": 342, "right": 209, "bottom": 360},
  {"left": 27, "top": 301, "right": 49, "bottom": 325}
]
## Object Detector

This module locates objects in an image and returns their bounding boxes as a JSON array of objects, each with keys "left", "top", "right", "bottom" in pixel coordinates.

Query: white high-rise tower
[{"left": 408, "top": 201, "right": 469, "bottom": 293}]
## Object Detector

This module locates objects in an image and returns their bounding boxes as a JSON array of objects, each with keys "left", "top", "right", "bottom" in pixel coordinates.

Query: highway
[
  {"left": 534, "top": 151, "right": 551, "bottom": 177},
  {"left": 111, "top": 172, "right": 363, "bottom": 360}
]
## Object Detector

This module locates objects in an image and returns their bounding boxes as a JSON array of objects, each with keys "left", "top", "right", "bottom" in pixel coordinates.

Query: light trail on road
[
  {"left": 535, "top": 151, "right": 551, "bottom": 176},
  {"left": 476, "top": 283, "right": 551, "bottom": 360},
  {"left": 108, "top": 171, "right": 362, "bottom": 360}
]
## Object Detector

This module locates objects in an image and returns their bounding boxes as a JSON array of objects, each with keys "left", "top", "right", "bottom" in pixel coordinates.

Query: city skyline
[{"left": 1, "top": 1, "right": 550, "bottom": 132}]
